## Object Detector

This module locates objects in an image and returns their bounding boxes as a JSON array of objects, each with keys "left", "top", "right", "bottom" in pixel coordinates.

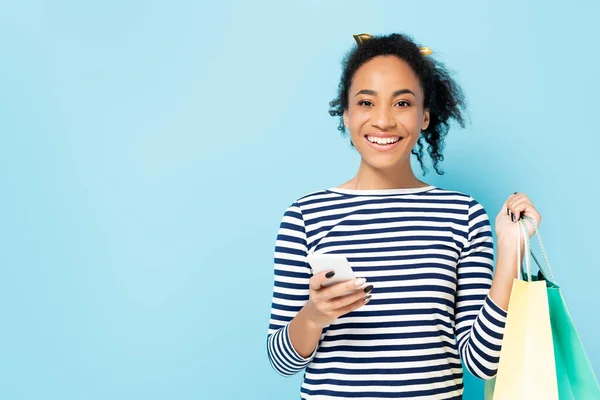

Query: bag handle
[
  {"left": 516, "top": 215, "right": 535, "bottom": 282},
  {"left": 517, "top": 215, "right": 524, "bottom": 279},
  {"left": 517, "top": 214, "right": 557, "bottom": 285}
]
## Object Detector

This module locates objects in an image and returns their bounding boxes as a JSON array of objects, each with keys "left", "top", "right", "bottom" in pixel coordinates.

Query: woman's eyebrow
[{"left": 355, "top": 89, "right": 416, "bottom": 97}]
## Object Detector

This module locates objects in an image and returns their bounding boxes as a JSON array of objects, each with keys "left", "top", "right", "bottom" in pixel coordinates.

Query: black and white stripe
[{"left": 267, "top": 186, "right": 507, "bottom": 399}]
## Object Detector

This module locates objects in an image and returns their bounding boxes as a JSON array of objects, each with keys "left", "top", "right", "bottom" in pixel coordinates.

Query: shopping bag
[
  {"left": 548, "top": 288, "right": 600, "bottom": 399},
  {"left": 522, "top": 216, "right": 600, "bottom": 399},
  {"left": 484, "top": 217, "right": 558, "bottom": 400},
  {"left": 486, "top": 216, "right": 600, "bottom": 399}
]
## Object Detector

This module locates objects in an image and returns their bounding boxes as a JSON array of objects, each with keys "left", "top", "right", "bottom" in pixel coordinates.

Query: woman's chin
[{"left": 361, "top": 153, "right": 406, "bottom": 171}]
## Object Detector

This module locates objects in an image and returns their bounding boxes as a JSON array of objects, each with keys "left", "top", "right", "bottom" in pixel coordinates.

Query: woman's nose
[{"left": 371, "top": 107, "right": 396, "bottom": 129}]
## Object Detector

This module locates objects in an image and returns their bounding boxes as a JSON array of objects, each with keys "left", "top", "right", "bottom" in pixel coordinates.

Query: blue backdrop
[{"left": 1, "top": 0, "right": 598, "bottom": 398}]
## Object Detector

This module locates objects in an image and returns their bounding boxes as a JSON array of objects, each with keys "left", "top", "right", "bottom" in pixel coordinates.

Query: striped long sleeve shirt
[{"left": 266, "top": 185, "right": 507, "bottom": 399}]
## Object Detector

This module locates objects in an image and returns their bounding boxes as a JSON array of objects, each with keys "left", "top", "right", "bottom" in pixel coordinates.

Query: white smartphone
[{"left": 306, "top": 253, "right": 356, "bottom": 287}]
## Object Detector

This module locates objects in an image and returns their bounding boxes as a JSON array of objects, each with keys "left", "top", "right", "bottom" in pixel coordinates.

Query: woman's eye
[{"left": 358, "top": 100, "right": 410, "bottom": 107}]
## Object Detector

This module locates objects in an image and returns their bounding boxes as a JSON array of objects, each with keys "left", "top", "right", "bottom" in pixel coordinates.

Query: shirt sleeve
[
  {"left": 454, "top": 197, "right": 508, "bottom": 380},
  {"left": 266, "top": 202, "right": 317, "bottom": 376}
]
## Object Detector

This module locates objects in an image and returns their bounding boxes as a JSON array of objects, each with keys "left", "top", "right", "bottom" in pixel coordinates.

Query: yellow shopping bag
[{"left": 484, "top": 218, "right": 559, "bottom": 400}]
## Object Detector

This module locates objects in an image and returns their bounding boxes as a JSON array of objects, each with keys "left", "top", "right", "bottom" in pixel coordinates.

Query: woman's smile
[{"left": 364, "top": 133, "right": 405, "bottom": 151}]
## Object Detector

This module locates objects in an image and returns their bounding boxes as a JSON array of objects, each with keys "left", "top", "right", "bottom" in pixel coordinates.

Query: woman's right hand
[{"left": 303, "top": 271, "right": 373, "bottom": 328}]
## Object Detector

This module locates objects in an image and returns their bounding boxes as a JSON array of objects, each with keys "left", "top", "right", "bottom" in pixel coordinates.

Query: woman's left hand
[{"left": 494, "top": 192, "right": 542, "bottom": 247}]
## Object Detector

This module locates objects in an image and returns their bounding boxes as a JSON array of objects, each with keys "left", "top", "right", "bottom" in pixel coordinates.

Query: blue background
[{"left": 1, "top": 0, "right": 599, "bottom": 398}]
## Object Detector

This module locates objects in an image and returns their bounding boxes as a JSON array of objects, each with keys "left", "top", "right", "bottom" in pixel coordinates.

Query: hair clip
[
  {"left": 353, "top": 33, "right": 432, "bottom": 56},
  {"left": 353, "top": 33, "right": 374, "bottom": 45}
]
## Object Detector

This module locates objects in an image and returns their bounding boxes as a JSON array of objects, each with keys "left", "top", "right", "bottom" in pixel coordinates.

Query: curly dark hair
[{"left": 329, "top": 33, "right": 467, "bottom": 175}]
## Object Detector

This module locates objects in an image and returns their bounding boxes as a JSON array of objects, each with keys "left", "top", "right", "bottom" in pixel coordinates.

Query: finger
[
  {"left": 333, "top": 292, "right": 372, "bottom": 318},
  {"left": 502, "top": 192, "right": 521, "bottom": 218},
  {"left": 507, "top": 193, "right": 535, "bottom": 221},
  {"left": 321, "top": 277, "right": 368, "bottom": 299},
  {"left": 515, "top": 192, "right": 531, "bottom": 203},
  {"left": 508, "top": 199, "right": 534, "bottom": 219},
  {"left": 506, "top": 192, "right": 524, "bottom": 210},
  {"left": 328, "top": 283, "right": 373, "bottom": 310},
  {"left": 507, "top": 199, "right": 526, "bottom": 220},
  {"left": 309, "top": 270, "right": 336, "bottom": 291},
  {"left": 508, "top": 199, "right": 540, "bottom": 224}
]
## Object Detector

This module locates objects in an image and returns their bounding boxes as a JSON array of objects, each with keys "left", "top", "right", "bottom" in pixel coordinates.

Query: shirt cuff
[{"left": 485, "top": 295, "right": 508, "bottom": 325}]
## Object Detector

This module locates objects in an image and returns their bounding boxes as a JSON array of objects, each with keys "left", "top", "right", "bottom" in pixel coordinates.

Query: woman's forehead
[{"left": 351, "top": 56, "right": 421, "bottom": 95}]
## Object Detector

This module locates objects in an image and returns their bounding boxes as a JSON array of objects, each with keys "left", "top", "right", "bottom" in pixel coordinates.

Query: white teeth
[{"left": 367, "top": 136, "right": 400, "bottom": 145}]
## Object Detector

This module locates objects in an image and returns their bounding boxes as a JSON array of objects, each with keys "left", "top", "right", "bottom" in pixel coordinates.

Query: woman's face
[{"left": 343, "top": 55, "right": 430, "bottom": 171}]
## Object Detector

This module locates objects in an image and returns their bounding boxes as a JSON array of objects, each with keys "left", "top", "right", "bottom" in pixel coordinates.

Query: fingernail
[
  {"left": 511, "top": 213, "right": 516, "bottom": 223},
  {"left": 364, "top": 294, "right": 372, "bottom": 303},
  {"left": 506, "top": 207, "right": 510, "bottom": 216},
  {"left": 354, "top": 278, "right": 366, "bottom": 286},
  {"left": 326, "top": 271, "right": 335, "bottom": 278},
  {"left": 513, "top": 192, "right": 518, "bottom": 195},
  {"left": 364, "top": 285, "right": 374, "bottom": 293}
]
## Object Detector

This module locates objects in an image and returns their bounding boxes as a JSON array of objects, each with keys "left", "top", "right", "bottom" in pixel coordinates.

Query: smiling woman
[
  {"left": 265, "top": 32, "right": 543, "bottom": 400},
  {"left": 329, "top": 33, "right": 467, "bottom": 182}
]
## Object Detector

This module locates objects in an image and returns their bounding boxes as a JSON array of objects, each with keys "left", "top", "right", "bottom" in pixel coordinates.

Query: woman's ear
[
  {"left": 343, "top": 110, "right": 349, "bottom": 129},
  {"left": 421, "top": 108, "right": 430, "bottom": 131}
]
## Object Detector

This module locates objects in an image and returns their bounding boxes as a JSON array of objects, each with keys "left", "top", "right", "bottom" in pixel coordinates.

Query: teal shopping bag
[
  {"left": 547, "top": 288, "right": 600, "bottom": 399},
  {"left": 520, "top": 216, "right": 600, "bottom": 399}
]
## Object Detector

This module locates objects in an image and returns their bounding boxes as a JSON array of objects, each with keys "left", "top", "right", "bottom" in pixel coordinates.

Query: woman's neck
[{"left": 339, "top": 159, "right": 428, "bottom": 190}]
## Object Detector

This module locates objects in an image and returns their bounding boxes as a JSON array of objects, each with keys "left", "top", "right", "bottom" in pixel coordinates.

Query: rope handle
[{"left": 516, "top": 214, "right": 556, "bottom": 284}]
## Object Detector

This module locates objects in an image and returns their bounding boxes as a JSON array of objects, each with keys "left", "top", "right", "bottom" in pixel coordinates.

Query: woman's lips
[{"left": 364, "top": 135, "right": 404, "bottom": 152}]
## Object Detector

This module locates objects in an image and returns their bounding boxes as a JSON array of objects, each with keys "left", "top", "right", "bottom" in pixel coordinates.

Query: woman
[{"left": 266, "top": 33, "right": 540, "bottom": 399}]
